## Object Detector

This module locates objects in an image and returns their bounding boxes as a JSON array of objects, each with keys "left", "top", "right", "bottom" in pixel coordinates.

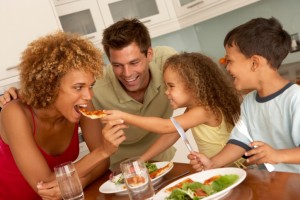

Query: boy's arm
[{"left": 189, "top": 144, "right": 246, "bottom": 171}]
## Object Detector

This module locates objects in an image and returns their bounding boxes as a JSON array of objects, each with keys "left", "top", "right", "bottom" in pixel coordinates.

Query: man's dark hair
[{"left": 102, "top": 18, "right": 151, "bottom": 59}]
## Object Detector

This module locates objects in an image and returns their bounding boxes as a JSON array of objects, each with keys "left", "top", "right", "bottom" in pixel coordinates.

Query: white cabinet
[
  {"left": 97, "top": 0, "right": 170, "bottom": 29},
  {"left": 0, "top": 0, "right": 61, "bottom": 87},
  {"left": 172, "top": 0, "right": 226, "bottom": 18},
  {"left": 55, "top": 0, "right": 105, "bottom": 48},
  {"left": 53, "top": 0, "right": 260, "bottom": 39},
  {"left": 164, "top": 0, "right": 260, "bottom": 32}
]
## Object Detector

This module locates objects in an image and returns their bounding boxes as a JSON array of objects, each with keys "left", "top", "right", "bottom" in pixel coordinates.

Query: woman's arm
[
  {"left": 76, "top": 102, "right": 127, "bottom": 188},
  {"left": 1, "top": 101, "right": 54, "bottom": 192}
]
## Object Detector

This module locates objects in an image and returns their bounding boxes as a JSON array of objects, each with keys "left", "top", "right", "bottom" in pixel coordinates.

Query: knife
[{"left": 170, "top": 117, "right": 194, "bottom": 152}]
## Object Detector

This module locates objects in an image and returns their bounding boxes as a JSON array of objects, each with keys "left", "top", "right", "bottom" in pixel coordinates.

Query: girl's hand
[
  {"left": 245, "top": 141, "right": 279, "bottom": 165},
  {"left": 37, "top": 181, "right": 61, "bottom": 200},
  {"left": 101, "top": 110, "right": 124, "bottom": 124},
  {"left": 188, "top": 151, "right": 212, "bottom": 171}
]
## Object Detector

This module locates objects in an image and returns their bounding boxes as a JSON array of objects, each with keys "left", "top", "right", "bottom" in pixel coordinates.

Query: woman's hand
[
  {"left": 37, "top": 180, "right": 61, "bottom": 200},
  {"left": 101, "top": 119, "right": 128, "bottom": 157}
]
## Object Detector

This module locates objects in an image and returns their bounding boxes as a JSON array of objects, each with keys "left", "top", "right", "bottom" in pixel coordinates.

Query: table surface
[{"left": 83, "top": 162, "right": 300, "bottom": 200}]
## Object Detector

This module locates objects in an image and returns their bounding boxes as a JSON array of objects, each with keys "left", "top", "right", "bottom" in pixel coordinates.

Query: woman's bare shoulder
[{"left": 1, "top": 100, "right": 30, "bottom": 125}]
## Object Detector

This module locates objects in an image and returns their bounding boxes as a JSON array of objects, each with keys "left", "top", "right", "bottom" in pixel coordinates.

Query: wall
[{"left": 152, "top": 0, "right": 300, "bottom": 65}]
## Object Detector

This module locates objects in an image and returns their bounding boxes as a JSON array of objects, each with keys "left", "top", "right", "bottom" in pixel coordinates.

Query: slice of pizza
[
  {"left": 165, "top": 178, "right": 194, "bottom": 193},
  {"left": 79, "top": 107, "right": 107, "bottom": 119},
  {"left": 149, "top": 162, "right": 174, "bottom": 179}
]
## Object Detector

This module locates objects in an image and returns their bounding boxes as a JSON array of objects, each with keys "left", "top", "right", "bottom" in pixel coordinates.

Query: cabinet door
[
  {"left": 53, "top": 0, "right": 80, "bottom": 6},
  {"left": 55, "top": 0, "right": 105, "bottom": 44},
  {"left": 172, "top": 0, "right": 226, "bottom": 17},
  {"left": 97, "top": 0, "right": 170, "bottom": 28},
  {"left": 0, "top": 0, "right": 61, "bottom": 84}
]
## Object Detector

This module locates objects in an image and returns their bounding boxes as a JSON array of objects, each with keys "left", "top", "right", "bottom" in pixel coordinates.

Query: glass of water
[
  {"left": 54, "top": 161, "right": 84, "bottom": 200},
  {"left": 120, "top": 157, "right": 155, "bottom": 200}
]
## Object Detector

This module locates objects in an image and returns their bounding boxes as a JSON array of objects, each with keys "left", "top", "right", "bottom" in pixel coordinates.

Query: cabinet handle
[
  {"left": 86, "top": 35, "right": 96, "bottom": 40},
  {"left": 6, "top": 65, "right": 18, "bottom": 71},
  {"left": 187, "top": 1, "right": 204, "bottom": 9},
  {"left": 141, "top": 19, "right": 151, "bottom": 24}
]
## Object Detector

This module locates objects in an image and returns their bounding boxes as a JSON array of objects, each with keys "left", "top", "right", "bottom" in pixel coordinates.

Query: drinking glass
[
  {"left": 120, "top": 157, "right": 155, "bottom": 200},
  {"left": 54, "top": 161, "right": 84, "bottom": 200}
]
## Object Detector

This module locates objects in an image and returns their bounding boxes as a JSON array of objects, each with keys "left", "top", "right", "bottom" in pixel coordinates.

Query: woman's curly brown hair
[
  {"left": 163, "top": 52, "right": 241, "bottom": 127},
  {"left": 19, "top": 31, "right": 104, "bottom": 109}
]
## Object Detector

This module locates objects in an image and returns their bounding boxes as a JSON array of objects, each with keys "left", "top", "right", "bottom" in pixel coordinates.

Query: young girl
[{"left": 102, "top": 52, "right": 242, "bottom": 166}]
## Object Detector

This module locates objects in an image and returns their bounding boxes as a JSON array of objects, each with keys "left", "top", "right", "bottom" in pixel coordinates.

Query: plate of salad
[
  {"left": 99, "top": 161, "right": 174, "bottom": 195},
  {"left": 154, "top": 167, "right": 246, "bottom": 200}
]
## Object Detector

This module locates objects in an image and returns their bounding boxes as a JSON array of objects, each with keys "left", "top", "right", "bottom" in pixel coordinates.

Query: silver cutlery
[
  {"left": 233, "top": 114, "right": 275, "bottom": 172},
  {"left": 170, "top": 117, "right": 194, "bottom": 152}
]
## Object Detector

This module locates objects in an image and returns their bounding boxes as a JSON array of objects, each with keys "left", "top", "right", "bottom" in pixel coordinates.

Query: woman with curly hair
[
  {"left": 0, "top": 31, "right": 126, "bottom": 199},
  {"left": 102, "top": 52, "right": 243, "bottom": 166}
]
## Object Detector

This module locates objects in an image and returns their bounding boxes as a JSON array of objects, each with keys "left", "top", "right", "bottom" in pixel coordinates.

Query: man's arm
[{"left": 141, "top": 133, "right": 179, "bottom": 162}]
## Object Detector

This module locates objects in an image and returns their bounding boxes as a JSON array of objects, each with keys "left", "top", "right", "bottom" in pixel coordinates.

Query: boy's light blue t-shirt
[{"left": 228, "top": 82, "right": 300, "bottom": 173}]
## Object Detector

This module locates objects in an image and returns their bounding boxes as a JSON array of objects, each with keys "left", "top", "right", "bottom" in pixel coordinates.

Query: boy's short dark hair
[
  {"left": 224, "top": 17, "right": 291, "bottom": 69},
  {"left": 102, "top": 18, "right": 151, "bottom": 59}
]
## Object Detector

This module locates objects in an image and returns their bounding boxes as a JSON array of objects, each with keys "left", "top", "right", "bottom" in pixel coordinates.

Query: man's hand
[{"left": 0, "top": 87, "right": 19, "bottom": 108}]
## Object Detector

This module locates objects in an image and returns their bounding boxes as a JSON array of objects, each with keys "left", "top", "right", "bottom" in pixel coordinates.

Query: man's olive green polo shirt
[{"left": 92, "top": 46, "right": 177, "bottom": 166}]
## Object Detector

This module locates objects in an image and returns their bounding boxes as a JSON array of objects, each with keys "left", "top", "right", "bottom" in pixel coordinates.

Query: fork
[{"left": 232, "top": 114, "right": 275, "bottom": 172}]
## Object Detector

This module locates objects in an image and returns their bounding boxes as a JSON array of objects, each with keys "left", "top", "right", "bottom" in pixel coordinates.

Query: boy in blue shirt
[{"left": 189, "top": 17, "right": 300, "bottom": 173}]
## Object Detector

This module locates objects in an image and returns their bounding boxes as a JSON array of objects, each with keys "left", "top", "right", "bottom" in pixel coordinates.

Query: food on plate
[
  {"left": 110, "top": 162, "right": 173, "bottom": 185},
  {"left": 110, "top": 173, "right": 125, "bottom": 185},
  {"left": 78, "top": 107, "right": 107, "bottom": 119},
  {"left": 146, "top": 162, "right": 158, "bottom": 174},
  {"left": 165, "top": 174, "right": 239, "bottom": 200},
  {"left": 148, "top": 162, "right": 173, "bottom": 179},
  {"left": 165, "top": 178, "right": 194, "bottom": 193},
  {"left": 126, "top": 175, "right": 146, "bottom": 187}
]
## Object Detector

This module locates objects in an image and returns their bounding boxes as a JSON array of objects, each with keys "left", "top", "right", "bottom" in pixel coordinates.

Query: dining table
[{"left": 83, "top": 162, "right": 300, "bottom": 200}]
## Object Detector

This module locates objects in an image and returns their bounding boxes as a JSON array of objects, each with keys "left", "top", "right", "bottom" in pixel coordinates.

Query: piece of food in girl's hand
[
  {"left": 78, "top": 107, "right": 107, "bottom": 119},
  {"left": 165, "top": 174, "right": 239, "bottom": 199}
]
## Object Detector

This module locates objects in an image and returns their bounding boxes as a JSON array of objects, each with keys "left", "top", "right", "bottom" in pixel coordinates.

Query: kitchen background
[
  {"left": 1, "top": 0, "right": 300, "bottom": 162},
  {"left": 151, "top": 0, "right": 300, "bottom": 83}
]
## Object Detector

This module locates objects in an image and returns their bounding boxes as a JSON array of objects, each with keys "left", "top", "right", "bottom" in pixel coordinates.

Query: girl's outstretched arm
[
  {"left": 102, "top": 110, "right": 177, "bottom": 134},
  {"left": 102, "top": 107, "right": 209, "bottom": 135}
]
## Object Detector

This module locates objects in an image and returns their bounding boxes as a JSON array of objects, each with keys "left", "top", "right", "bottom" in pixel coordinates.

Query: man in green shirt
[{"left": 96, "top": 18, "right": 177, "bottom": 165}]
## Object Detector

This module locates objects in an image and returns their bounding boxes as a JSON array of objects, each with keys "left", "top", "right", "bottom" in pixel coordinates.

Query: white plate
[
  {"left": 154, "top": 167, "right": 246, "bottom": 200},
  {"left": 99, "top": 161, "right": 174, "bottom": 195}
]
